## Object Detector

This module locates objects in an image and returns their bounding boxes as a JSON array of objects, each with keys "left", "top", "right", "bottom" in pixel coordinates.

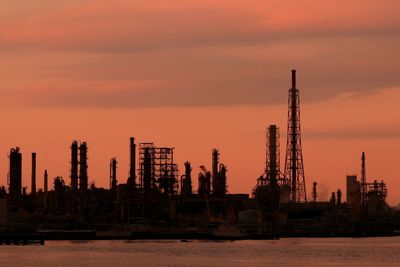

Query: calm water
[{"left": 1, "top": 238, "right": 400, "bottom": 266}]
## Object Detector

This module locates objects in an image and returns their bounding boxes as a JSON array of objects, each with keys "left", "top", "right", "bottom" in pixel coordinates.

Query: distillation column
[
  {"left": 110, "top": 158, "right": 117, "bottom": 190},
  {"left": 71, "top": 141, "right": 79, "bottom": 192},
  {"left": 128, "top": 137, "right": 136, "bottom": 189},
  {"left": 79, "top": 142, "right": 88, "bottom": 192}
]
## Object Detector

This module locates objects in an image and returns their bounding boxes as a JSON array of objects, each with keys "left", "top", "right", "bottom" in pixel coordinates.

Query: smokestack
[
  {"left": 361, "top": 152, "right": 366, "bottom": 207},
  {"left": 9, "top": 147, "right": 22, "bottom": 209},
  {"left": 31, "top": 152, "right": 36, "bottom": 194},
  {"left": 268, "top": 125, "right": 278, "bottom": 182},
  {"left": 79, "top": 142, "right": 88, "bottom": 192},
  {"left": 361, "top": 152, "right": 366, "bottom": 185},
  {"left": 212, "top": 149, "right": 219, "bottom": 194},
  {"left": 110, "top": 158, "right": 117, "bottom": 190},
  {"left": 44, "top": 169, "right": 48, "bottom": 193},
  {"left": 291, "top": 69, "right": 296, "bottom": 89},
  {"left": 312, "top": 182, "right": 317, "bottom": 202},
  {"left": 70, "top": 141, "right": 79, "bottom": 192},
  {"left": 128, "top": 137, "right": 136, "bottom": 188}
]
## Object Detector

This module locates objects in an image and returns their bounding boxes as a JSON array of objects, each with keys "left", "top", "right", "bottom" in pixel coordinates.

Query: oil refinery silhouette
[{"left": 0, "top": 70, "right": 398, "bottom": 244}]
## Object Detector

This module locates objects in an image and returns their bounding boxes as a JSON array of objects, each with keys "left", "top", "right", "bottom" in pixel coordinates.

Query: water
[{"left": 1, "top": 238, "right": 400, "bottom": 266}]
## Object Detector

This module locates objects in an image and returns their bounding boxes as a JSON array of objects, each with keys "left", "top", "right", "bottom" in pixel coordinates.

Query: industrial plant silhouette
[{"left": 0, "top": 70, "right": 396, "bottom": 244}]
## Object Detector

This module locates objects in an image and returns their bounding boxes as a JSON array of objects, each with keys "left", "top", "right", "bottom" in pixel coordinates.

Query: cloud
[
  {"left": 304, "top": 126, "right": 400, "bottom": 140},
  {"left": 0, "top": 0, "right": 400, "bottom": 108}
]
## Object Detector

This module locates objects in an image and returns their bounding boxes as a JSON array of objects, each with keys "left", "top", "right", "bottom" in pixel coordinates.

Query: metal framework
[
  {"left": 253, "top": 125, "right": 288, "bottom": 197},
  {"left": 138, "top": 143, "right": 178, "bottom": 195},
  {"left": 360, "top": 152, "right": 387, "bottom": 206},
  {"left": 284, "top": 70, "right": 307, "bottom": 202}
]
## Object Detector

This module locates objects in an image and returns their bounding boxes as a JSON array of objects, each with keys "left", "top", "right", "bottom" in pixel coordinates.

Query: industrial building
[{"left": 0, "top": 69, "right": 398, "bottom": 239}]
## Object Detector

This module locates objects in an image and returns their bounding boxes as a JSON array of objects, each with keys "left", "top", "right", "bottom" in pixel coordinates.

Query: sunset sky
[{"left": 1, "top": 0, "right": 400, "bottom": 203}]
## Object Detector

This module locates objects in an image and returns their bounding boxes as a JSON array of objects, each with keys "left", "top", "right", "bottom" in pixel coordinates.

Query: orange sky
[{"left": 0, "top": 0, "right": 400, "bottom": 204}]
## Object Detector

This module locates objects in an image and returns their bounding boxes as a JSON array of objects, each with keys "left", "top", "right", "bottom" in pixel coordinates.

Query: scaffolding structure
[
  {"left": 139, "top": 143, "right": 178, "bottom": 195},
  {"left": 253, "top": 125, "right": 288, "bottom": 199},
  {"left": 360, "top": 152, "right": 387, "bottom": 206},
  {"left": 284, "top": 69, "right": 307, "bottom": 202}
]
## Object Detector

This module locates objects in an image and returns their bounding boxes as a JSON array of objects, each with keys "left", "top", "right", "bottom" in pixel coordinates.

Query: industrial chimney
[
  {"left": 110, "top": 158, "right": 117, "bottom": 190},
  {"left": 70, "top": 141, "right": 79, "bottom": 192},
  {"left": 128, "top": 137, "right": 136, "bottom": 189},
  {"left": 44, "top": 169, "right": 48, "bottom": 193},
  {"left": 79, "top": 142, "right": 88, "bottom": 192},
  {"left": 31, "top": 152, "right": 37, "bottom": 195}
]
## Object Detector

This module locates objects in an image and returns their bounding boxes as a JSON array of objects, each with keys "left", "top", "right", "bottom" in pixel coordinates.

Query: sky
[{"left": 0, "top": 0, "right": 400, "bottom": 204}]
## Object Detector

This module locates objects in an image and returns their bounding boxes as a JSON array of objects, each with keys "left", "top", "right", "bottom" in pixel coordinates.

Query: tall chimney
[
  {"left": 128, "top": 137, "right": 136, "bottom": 188},
  {"left": 212, "top": 148, "right": 219, "bottom": 194},
  {"left": 110, "top": 158, "right": 117, "bottom": 190},
  {"left": 71, "top": 141, "right": 79, "bottom": 192},
  {"left": 79, "top": 142, "right": 88, "bottom": 192},
  {"left": 292, "top": 69, "right": 296, "bottom": 89},
  {"left": 31, "top": 152, "right": 36, "bottom": 194},
  {"left": 44, "top": 169, "right": 48, "bottom": 193}
]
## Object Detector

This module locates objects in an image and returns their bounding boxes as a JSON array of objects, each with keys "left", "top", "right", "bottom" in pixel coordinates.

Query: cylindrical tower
[
  {"left": 44, "top": 169, "right": 48, "bottom": 193},
  {"left": 9, "top": 147, "right": 22, "bottom": 208},
  {"left": 31, "top": 152, "right": 37, "bottom": 194},
  {"left": 217, "top": 163, "right": 227, "bottom": 196},
  {"left": 181, "top": 161, "right": 192, "bottom": 197},
  {"left": 361, "top": 152, "right": 367, "bottom": 207},
  {"left": 70, "top": 141, "right": 79, "bottom": 192},
  {"left": 267, "top": 125, "right": 280, "bottom": 182},
  {"left": 128, "top": 137, "right": 136, "bottom": 189},
  {"left": 79, "top": 142, "right": 88, "bottom": 192},
  {"left": 110, "top": 158, "right": 117, "bottom": 190},
  {"left": 212, "top": 149, "right": 219, "bottom": 194}
]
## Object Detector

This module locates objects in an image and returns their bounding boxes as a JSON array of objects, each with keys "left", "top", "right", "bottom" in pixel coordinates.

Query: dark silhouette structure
[
  {"left": 358, "top": 152, "right": 388, "bottom": 215},
  {"left": 361, "top": 152, "right": 367, "bottom": 207},
  {"left": 8, "top": 147, "right": 22, "bottom": 209},
  {"left": 212, "top": 149, "right": 227, "bottom": 197},
  {"left": 312, "top": 182, "right": 317, "bottom": 202},
  {"left": 79, "top": 142, "right": 88, "bottom": 193},
  {"left": 127, "top": 137, "right": 136, "bottom": 189},
  {"left": 138, "top": 143, "right": 178, "bottom": 196},
  {"left": 0, "top": 69, "right": 397, "bottom": 240},
  {"left": 198, "top": 165, "right": 211, "bottom": 196},
  {"left": 284, "top": 69, "right": 307, "bottom": 203},
  {"left": 253, "top": 125, "right": 289, "bottom": 211},
  {"left": 110, "top": 158, "right": 117, "bottom": 190},
  {"left": 180, "top": 161, "right": 192, "bottom": 197},
  {"left": 44, "top": 169, "right": 48, "bottom": 193},
  {"left": 70, "top": 141, "right": 79, "bottom": 192},
  {"left": 31, "top": 153, "right": 36, "bottom": 195}
]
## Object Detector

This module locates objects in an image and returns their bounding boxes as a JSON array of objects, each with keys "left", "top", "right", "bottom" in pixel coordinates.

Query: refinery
[{"left": 0, "top": 69, "right": 399, "bottom": 243}]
